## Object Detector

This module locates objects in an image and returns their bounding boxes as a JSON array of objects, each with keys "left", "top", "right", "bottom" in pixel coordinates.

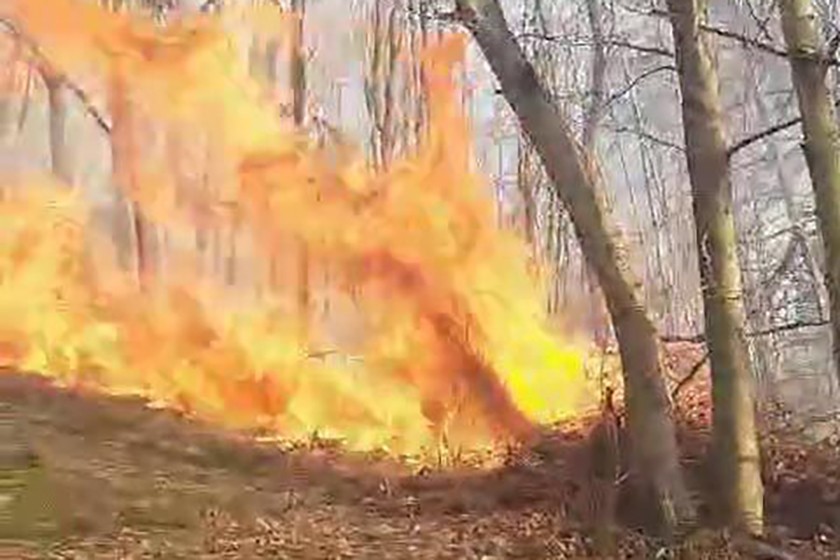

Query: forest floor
[{"left": 0, "top": 345, "right": 838, "bottom": 559}]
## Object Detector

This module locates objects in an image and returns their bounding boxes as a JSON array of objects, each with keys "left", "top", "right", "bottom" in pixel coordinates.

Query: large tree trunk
[
  {"left": 454, "top": 0, "right": 694, "bottom": 535},
  {"left": 779, "top": 0, "right": 840, "bottom": 387},
  {"left": 665, "top": 0, "right": 764, "bottom": 536}
]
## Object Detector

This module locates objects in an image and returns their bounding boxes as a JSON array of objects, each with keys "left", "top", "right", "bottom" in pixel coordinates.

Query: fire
[{"left": 0, "top": 0, "right": 596, "bottom": 457}]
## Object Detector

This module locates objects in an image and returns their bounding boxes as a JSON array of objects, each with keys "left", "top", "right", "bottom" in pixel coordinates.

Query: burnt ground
[{"left": 0, "top": 362, "right": 838, "bottom": 559}]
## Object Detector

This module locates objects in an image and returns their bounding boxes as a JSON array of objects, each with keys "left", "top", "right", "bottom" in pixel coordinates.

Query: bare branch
[
  {"left": 662, "top": 319, "right": 832, "bottom": 344},
  {"left": 671, "top": 351, "right": 709, "bottom": 401},
  {"left": 606, "top": 125, "right": 684, "bottom": 151},
  {"left": 514, "top": 32, "right": 674, "bottom": 58},
  {"left": 728, "top": 97, "right": 840, "bottom": 157},
  {"left": 728, "top": 115, "right": 802, "bottom": 156},
  {"left": 624, "top": 5, "right": 840, "bottom": 65},
  {"left": 700, "top": 22, "right": 791, "bottom": 59},
  {"left": 743, "top": 0, "right": 775, "bottom": 43},
  {"left": 601, "top": 64, "right": 676, "bottom": 110},
  {"left": 0, "top": 18, "right": 112, "bottom": 134}
]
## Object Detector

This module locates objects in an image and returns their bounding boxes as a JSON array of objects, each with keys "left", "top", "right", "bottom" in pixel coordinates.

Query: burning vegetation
[
  {"left": 3, "top": 0, "right": 839, "bottom": 557},
  {"left": 0, "top": 0, "right": 595, "bottom": 457}
]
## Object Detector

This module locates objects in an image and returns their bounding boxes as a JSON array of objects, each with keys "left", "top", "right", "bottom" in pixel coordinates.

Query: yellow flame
[{"left": 0, "top": 0, "right": 597, "bottom": 457}]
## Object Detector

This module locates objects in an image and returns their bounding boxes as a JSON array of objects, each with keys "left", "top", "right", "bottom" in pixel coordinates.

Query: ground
[{"left": 0, "top": 354, "right": 838, "bottom": 559}]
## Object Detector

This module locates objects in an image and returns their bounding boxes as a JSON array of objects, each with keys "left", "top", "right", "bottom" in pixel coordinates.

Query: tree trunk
[
  {"left": 108, "top": 73, "right": 150, "bottom": 287},
  {"left": 42, "top": 72, "right": 72, "bottom": 185},
  {"left": 665, "top": 0, "right": 764, "bottom": 536},
  {"left": 582, "top": 0, "right": 611, "bottom": 349},
  {"left": 364, "top": 0, "right": 403, "bottom": 170},
  {"left": 291, "top": 0, "right": 310, "bottom": 346},
  {"left": 454, "top": 0, "right": 695, "bottom": 535},
  {"left": 779, "top": 0, "right": 840, "bottom": 387}
]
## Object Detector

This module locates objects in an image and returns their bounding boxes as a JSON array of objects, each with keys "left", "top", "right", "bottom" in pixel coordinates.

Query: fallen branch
[{"left": 671, "top": 351, "right": 709, "bottom": 401}]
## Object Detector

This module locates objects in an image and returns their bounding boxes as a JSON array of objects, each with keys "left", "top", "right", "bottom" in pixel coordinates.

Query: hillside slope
[{"left": 0, "top": 369, "right": 837, "bottom": 559}]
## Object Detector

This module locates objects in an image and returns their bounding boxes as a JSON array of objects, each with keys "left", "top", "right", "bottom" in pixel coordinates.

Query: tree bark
[
  {"left": 454, "top": 0, "right": 694, "bottom": 535},
  {"left": 779, "top": 0, "right": 840, "bottom": 387},
  {"left": 665, "top": 0, "right": 764, "bottom": 536}
]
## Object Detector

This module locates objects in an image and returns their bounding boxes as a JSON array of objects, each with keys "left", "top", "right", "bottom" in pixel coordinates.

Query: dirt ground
[{"left": 0, "top": 364, "right": 838, "bottom": 559}]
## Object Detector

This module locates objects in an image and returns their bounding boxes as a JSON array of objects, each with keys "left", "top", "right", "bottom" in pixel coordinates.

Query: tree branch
[
  {"left": 671, "top": 351, "right": 709, "bottom": 401},
  {"left": 601, "top": 64, "right": 676, "bottom": 110},
  {"left": 728, "top": 115, "right": 802, "bottom": 157},
  {"left": 514, "top": 32, "right": 674, "bottom": 58},
  {"left": 0, "top": 18, "right": 112, "bottom": 134},
  {"left": 728, "top": 97, "right": 840, "bottom": 157},
  {"left": 606, "top": 125, "right": 684, "bottom": 151},
  {"left": 700, "top": 22, "right": 791, "bottom": 59},
  {"left": 627, "top": 6, "right": 840, "bottom": 66},
  {"left": 667, "top": 319, "right": 830, "bottom": 400},
  {"left": 662, "top": 318, "right": 831, "bottom": 344}
]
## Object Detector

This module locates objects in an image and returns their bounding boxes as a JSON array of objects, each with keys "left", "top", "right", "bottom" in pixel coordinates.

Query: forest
[{"left": 0, "top": 0, "right": 839, "bottom": 558}]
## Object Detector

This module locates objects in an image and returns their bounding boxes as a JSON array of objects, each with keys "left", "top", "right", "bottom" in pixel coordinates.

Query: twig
[
  {"left": 601, "top": 64, "right": 675, "bottom": 110},
  {"left": 605, "top": 125, "right": 684, "bottom": 152},
  {"left": 700, "top": 23, "right": 790, "bottom": 59},
  {"left": 514, "top": 32, "right": 674, "bottom": 58},
  {"left": 625, "top": 5, "right": 840, "bottom": 66},
  {"left": 727, "top": 114, "right": 804, "bottom": 158},
  {"left": 744, "top": 0, "right": 775, "bottom": 43},
  {"left": 747, "top": 319, "right": 831, "bottom": 338},
  {"left": 0, "top": 17, "right": 112, "bottom": 134},
  {"left": 671, "top": 351, "right": 709, "bottom": 401},
  {"left": 727, "top": 79, "right": 840, "bottom": 158}
]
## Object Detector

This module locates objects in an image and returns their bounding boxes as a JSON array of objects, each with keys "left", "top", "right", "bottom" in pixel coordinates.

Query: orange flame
[{"left": 0, "top": 0, "right": 596, "bottom": 456}]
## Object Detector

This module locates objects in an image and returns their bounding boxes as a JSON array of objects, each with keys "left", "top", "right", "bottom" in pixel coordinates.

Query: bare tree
[
  {"left": 40, "top": 70, "right": 72, "bottom": 185},
  {"left": 453, "top": 0, "right": 695, "bottom": 534},
  {"left": 108, "top": 71, "right": 153, "bottom": 287},
  {"left": 291, "top": 0, "right": 310, "bottom": 345},
  {"left": 665, "top": 0, "right": 764, "bottom": 535},
  {"left": 364, "top": 0, "right": 404, "bottom": 169},
  {"left": 779, "top": 0, "right": 840, "bottom": 386}
]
